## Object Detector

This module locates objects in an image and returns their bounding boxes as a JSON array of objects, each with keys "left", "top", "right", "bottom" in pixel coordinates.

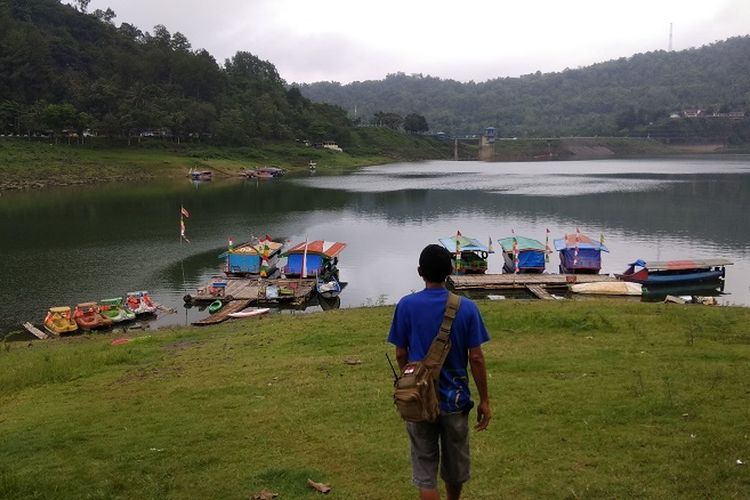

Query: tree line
[
  {"left": 300, "top": 36, "right": 750, "bottom": 142},
  {"left": 0, "top": 0, "right": 352, "bottom": 145}
]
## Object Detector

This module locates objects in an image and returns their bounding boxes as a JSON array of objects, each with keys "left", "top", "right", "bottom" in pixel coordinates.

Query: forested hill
[
  {"left": 300, "top": 36, "right": 750, "bottom": 138},
  {"left": 0, "top": 0, "right": 351, "bottom": 145}
]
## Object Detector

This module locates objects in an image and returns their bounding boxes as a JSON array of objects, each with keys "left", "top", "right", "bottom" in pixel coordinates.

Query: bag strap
[{"left": 423, "top": 292, "right": 461, "bottom": 380}]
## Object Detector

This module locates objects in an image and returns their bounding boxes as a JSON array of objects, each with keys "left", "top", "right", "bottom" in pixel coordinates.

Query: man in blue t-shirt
[{"left": 388, "top": 244, "right": 491, "bottom": 500}]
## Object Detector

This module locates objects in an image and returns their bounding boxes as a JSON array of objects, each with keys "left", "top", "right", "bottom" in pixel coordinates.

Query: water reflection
[{"left": 1, "top": 157, "right": 749, "bottom": 335}]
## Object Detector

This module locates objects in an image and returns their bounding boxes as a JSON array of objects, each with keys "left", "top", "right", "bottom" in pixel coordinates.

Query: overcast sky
[{"left": 80, "top": 0, "right": 750, "bottom": 84}]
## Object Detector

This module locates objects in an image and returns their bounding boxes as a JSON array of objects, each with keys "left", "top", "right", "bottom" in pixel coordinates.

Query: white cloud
[{"left": 83, "top": 0, "right": 749, "bottom": 83}]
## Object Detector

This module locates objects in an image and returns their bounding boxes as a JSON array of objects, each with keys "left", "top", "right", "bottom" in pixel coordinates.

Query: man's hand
[{"left": 475, "top": 400, "right": 491, "bottom": 431}]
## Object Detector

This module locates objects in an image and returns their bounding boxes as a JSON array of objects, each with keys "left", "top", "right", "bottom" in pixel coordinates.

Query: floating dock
[
  {"left": 186, "top": 277, "right": 319, "bottom": 325},
  {"left": 448, "top": 273, "right": 617, "bottom": 299}
]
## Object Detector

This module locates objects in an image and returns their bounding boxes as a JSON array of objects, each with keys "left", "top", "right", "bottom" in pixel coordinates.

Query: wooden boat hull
[{"left": 617, "top": 269, "right": 724, "bottom": 286}]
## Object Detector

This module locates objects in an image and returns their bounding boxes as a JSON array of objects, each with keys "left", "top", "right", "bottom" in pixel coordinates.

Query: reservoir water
[{"left": 1, "top": 156, "right": 749, "bottom": 336}]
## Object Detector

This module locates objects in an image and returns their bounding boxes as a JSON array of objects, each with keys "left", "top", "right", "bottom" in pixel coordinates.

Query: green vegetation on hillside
[
  {"left": 301, "top": 37, "right": 750, "bottom": 140},
  {"left": 1, "top": 301, "right": 748, "bottom": 498},
  {"left": 0, "top": 0, "right": 351, "bottom": 146},
  {"left": 0, "top": 129, "right": 452, "bottom": 189}
]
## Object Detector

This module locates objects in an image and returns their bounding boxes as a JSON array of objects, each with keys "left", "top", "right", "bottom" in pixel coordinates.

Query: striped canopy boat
[
  {"left": 498, "top": 236, "right": 547, "bottom": 274},
  {"left": 282, "top": 240, "right": 347, "bottom": 279},
  {"left": 439, "top": 234, "right": 493, "bottom": 275},
  {"left": 553, "top": 232, "right": 609, "bottom": 274}
]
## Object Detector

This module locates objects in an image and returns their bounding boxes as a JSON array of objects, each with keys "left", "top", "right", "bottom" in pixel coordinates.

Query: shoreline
[{"left": 1, "top": 136, "right": 747, "bottom": 192}]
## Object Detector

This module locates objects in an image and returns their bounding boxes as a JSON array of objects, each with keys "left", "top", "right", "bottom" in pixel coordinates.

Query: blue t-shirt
[{"left": 388, "top": 287, "right": 490, "bottom": 413}]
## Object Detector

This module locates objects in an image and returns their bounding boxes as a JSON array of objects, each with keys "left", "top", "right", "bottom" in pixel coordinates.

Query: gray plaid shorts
[{"left": 406, "top": 412, "right": 471, "bottom": 489}]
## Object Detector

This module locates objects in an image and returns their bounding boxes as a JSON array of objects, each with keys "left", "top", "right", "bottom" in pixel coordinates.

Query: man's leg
[
  {"left": 407, "top": 421, "right": 441, "bottom": 497},
  {"left": 445, "top": 482, "right": 463, "bottom": 500},
  {"left": 439, "top": 413, "right": 471, "bottom": 499}
]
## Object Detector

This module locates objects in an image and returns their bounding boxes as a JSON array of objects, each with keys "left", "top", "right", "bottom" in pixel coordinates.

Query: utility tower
[{"left": 669, "top": 23, "right": 673, "bottom": 51}]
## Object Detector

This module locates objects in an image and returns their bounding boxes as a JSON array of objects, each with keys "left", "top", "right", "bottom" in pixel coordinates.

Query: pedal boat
[
  {"left": 100, "top": 297, "right": 136, "bottom": 323},
  {"left": 126, "top": 291, "right": 158, "bottom": 316},
  {"left": 74, "top": 302, "right": 113, "bottom": 330},
  {"left": 43, "top": 306, "right": 79, "bottom": 335}
]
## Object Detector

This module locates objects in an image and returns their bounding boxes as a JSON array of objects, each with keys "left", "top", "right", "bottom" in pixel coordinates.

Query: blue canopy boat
[
  {"left": 221, "top": 236, "right": 284, "bottom": 277},
  {"left": 498, "top": 236, "right": 547, "bottom": 273},
  {"left": 554, "top": 233, "right": 609, "bottom": 274},
  {"left": 439, "top": 233, "right": 493, "bottom": 275},
  {"left": 616, "top": 258, "right": 732, "bottom": 286}
]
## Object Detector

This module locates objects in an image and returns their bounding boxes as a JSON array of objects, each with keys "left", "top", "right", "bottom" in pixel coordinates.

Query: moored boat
[
  {"left": 570, "top": 281, "right": 643, "bottom": 296},
  {"left": 126, "top": 291, "right": 158, "bottom": 316},
  {"left": 222, "top": 235, "right": 284, "bottom": 278},
  {"left": 228, "top": 307, "right": 271, "bottom": 319},
  {"left": 44, "top": 306, "right": 79, "bottom": 335},
  {"left": 282, "top": 240, "right": 347, "bottom": 281},
  {"left": 73, "top": 302, "right": 113, "bottom": 330},
  {"left": 439, "top": 232, "right": 493, "bottom": 275},
  {"left": 189, "top": 169, "right": 212, "bottom": 181},
  {"left": 498, "top": 236, "right": 547, "bottom": 273},
  {"left": 616, "top": 259, "right": 732, "bottom": 286},
  {"left": 554, "top": 232, "right": 608, "bottom": 274},
  {"left": 100, "top": 297, "right": 135, "bottom": 323}
]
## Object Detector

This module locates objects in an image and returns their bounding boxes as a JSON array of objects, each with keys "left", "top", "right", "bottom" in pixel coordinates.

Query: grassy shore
[
  {"left": 0, "top": 129, "right": 452, "bottom": 191},
  {"left": 1, "top": 300, "right": 749, "bottom": 499}
]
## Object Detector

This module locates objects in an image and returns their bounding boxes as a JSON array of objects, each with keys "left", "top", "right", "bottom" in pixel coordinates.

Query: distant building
[{"left": 484, "top": 126, "right": 496, "bottom": 144}]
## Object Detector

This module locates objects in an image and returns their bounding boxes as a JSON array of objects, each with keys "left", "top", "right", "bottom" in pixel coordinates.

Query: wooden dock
[
  {"left": 192, "top": 299, "right": 254, "bottom": 326},
  {"left": 187, "top": 277, "right": 317, "bottom": 304},
  {"left": 448, "top": 273, "right": 617, "bottom": 293},
  {"left": 187, "top": 277, "right": 320, "bottom": 325}
]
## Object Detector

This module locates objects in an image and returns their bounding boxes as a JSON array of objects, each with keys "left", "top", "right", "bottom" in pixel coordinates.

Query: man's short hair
[{"left": 419, "top": 244, "right": 453, "bottom": 283}]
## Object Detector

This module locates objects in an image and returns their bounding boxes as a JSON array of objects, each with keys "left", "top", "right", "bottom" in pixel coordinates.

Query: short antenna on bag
[{"left": 385, "top": 352, "right": 398, "bottom": 381}]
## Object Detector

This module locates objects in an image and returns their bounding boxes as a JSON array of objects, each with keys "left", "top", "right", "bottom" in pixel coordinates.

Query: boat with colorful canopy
[
  {"left": 222, "top": 235, "right": 284, "bottom": 278},
  {"left": 498, "top": 236, "right": 547, "bottom": 273},
  {"left": 438, "top": 232, "right": 493, "bottom": 275},
  {"left": 615, "top": 258, "right": 732, "bottom": 286},
  {"left": 553, "top": 232, "right": 608, "bottom": 274},
  {"left": 282, "top": 240, "right": 347, "bottom": 282},
  {"left": 44, "top": 306, "right": 79, "bottom": 335}
]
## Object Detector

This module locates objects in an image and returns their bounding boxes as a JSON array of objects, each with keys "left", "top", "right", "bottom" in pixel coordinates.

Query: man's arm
[
  {"left": 469, "top": 345, "right": 491, "bottom": 431},
  {"left": 395, "top": 346, "right": 408, "bottom": 370}
]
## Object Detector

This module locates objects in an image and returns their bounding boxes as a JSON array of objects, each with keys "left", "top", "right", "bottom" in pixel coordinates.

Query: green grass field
[{"left": 1, "top": 300, "right": 749, "bottom": 499}]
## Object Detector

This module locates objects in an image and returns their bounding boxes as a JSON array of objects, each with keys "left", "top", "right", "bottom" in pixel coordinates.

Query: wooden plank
[
  {"left": 22, "top": 322, "right": 48, "bottom": 339},
  {"left": 448, "top": 273, "right": 616, "bottom": 291},
  {"left": 192, "top": 299, "right": 254, "bottom": 326},
  {"left": 526, "top": 285, "right": 554, "bottom": 300}
]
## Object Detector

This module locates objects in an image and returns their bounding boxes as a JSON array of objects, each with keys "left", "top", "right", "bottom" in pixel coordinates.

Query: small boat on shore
[
  {"left": 439, "top": 232, "right": 493, "bottom": 275},
  {"left": 228, "top": 307, "right": 270, "bottom": 319},
  {"left": 189, "top": 169, "right": 212, "bottom": 181},
  {"left": 554, "top": 232, "right": 608, "bottom": 274},
  {"left": 44, "top": 306, "right": 79, "bottom": 335},
  {"left": 498, "top": 236, "right": 547, "bottom": 273},
  {"left": 616, "top": 259, "right": 732, "bottom": 286},
  {"left": 570, "top": 281, "right": 643, "bottom": 296},
  {"left": 100, "top": 297, "right": 135, "bottom": 323},
  {"left": 126, "top": 291, "right": 158, "bottom": 316},
  {"left": 73, "top": 302, "right": 112, "bottom": 330}
]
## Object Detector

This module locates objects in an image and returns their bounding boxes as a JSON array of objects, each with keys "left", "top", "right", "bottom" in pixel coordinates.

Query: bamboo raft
[{"left": 448, "top": 273, "right": 617, "bottom": 299}]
